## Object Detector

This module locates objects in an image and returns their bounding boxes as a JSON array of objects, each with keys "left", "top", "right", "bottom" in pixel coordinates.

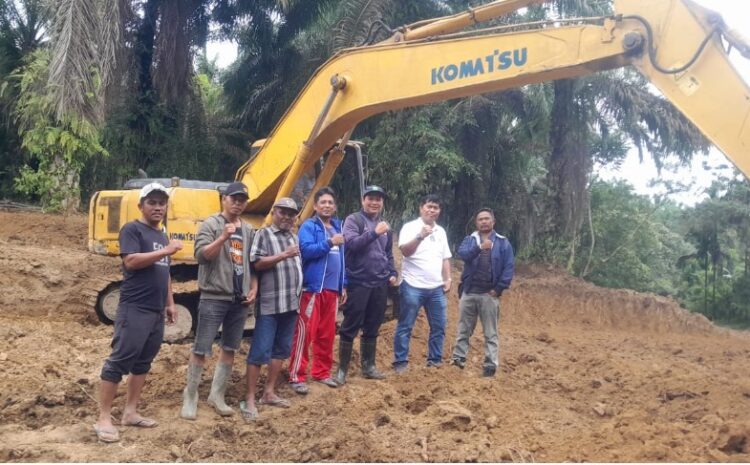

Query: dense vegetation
[{"left": 1, "top": 0, "right": 748, "bottom": 326}]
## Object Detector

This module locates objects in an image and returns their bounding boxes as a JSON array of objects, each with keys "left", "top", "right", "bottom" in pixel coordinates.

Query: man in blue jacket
[
  {"left": 288, "top": 187, "right": 347, "bottom": 393},
  {"left": 451, "top": 208, "right": 514, "bottom": 377}
]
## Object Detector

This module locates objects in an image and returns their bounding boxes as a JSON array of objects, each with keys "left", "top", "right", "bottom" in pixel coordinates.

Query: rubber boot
[
  {"left": 180, "top": 363, "right": 203, "bottom": 420},
  {"left": 361, "top": 338, "right": 386, "bottom": 380},
  {"left": 207, "top": 362, "right": 235, "bottom": 416},
  {"left": 335, "top": 340, "right": 353, "bottom": 385}
]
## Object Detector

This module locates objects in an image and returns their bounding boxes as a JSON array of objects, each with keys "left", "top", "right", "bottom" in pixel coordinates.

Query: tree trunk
[
  {"left": 454, "top": 100, "right": 496, "bottom": 233},
  {"left": 51, "top": 154, "right": 81, "bottom": 214},
  {"left": 704, "top": 254, "right": 709, "bottom": 317},
  {"left": 136, "top": 0, "right": 162, "bottom": 96},
  {"left": 547, "top": 79, "right": 591, "bottom": 246}
]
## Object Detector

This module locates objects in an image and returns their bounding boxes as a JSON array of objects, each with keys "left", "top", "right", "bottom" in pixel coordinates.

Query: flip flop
[
  {"left": 258, "top": 397, "right": 291, "bottom": 409},
  {"left": 289, "top": 382, "right": 309, "bottom": 395},
  {"left": 313, "top": 377, "right": 338, "bottom": 388},
  {"left": 239, "top": 401, "right": 260, "bottom": 422},
  {"left": 93, "top": 425, "right": 120, "bottom": 443},
  {"left": 121, "top": 417, "right": 158, "bottom": 428}
]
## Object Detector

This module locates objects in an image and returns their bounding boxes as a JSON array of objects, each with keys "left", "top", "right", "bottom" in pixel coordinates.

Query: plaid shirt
[{"left": 250, "top": 224, "right": 302, "bottom": 315}]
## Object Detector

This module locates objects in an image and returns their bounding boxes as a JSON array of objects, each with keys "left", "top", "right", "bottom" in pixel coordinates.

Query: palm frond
[
  {"left": 47, "top": 0, "right": 102, "bottom": 123},
  {"left": 333, "top": 0, "right": 393, "bottom": 50},
  {"left": 98, "top": 0, "right": 126, "bottom": 91}
]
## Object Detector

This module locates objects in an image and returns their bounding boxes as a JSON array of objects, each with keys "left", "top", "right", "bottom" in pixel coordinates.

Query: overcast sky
[
  {"left": 597, "top": 0, "right": 750, "bottom": 205},
  {"left": 206, "top": 1, "right": 750, "bottom": 206}
]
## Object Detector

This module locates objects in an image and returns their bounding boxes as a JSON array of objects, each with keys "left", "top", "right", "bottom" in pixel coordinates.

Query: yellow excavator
[{"left": 87, "top": 0, "right": 750, "bottom": 334}]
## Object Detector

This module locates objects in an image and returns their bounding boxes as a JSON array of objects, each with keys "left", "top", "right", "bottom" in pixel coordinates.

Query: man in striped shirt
[{"left": 240, "top": 197, "right": 302, "bottom": 421}]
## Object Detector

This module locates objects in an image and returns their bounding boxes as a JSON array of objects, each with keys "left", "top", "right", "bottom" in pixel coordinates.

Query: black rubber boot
[
  {"left": 361, "top": 338, "right": 386, "bottom": 380},
  {"left": 335, "top": 340, "right": 353, "bottom": 385}
]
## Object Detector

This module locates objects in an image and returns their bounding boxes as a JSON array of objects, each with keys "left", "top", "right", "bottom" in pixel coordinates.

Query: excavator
[{"left": 86, "top": 0, "right": 750, "bottom": 337}]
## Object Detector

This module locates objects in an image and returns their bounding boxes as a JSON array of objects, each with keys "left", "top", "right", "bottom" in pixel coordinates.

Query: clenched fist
[
  {"left": 284, "top": 244, "right": 300, "bottom": 258},
  {"left": 330, "top": 233, "right": 345, "bottom": 246},
  {"left": 375, "top": 221, "right": 390, "bottom": 235},
  {"left": 166, "top": 239, "right": 183, "bottom": 254},
  {"left": 221, "top": 223, "right": 237, "bottom": 240}
]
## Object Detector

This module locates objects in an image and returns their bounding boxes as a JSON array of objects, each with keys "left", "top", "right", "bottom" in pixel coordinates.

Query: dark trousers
[
  {"left": 339, "top": 284, "right": 387, "bottom": 342},
  {"left": 101, "top": 303, "right": 164, "bottom": 383}
]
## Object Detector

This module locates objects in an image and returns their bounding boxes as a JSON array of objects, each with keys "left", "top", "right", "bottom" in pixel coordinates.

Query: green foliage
[
  {"left": 576, "top": 180, "right": 691, "bottom": 294},
  {"left": 676, "top": 176, "right": 750, "bottom": 325},
  {"left": 11, "top": 49, "right": 107, "bottom": 211},
  {"left": 362, "top": 103, "right": 477, "bottom": 232}
]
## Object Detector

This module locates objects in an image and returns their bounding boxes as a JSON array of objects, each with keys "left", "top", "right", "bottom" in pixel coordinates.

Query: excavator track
[{"left": 82, "top": 274, "right": 201, "bottom": 343}]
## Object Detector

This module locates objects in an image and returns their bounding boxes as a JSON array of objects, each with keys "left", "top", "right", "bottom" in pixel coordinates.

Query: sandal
[
  {"left": 93, "top": 425, "right": 120, "bottom": 443},
  {"left": 239, "top": 401, "right": 260, "bottom": 422},
  {"left": 258, "top": 396, "right": 291, "bottom": 409},
  {"left": 121, "top": 416, "right": 158, "bottom": 428},
  {"left": 289, "top": 382, "right": 309, "bottom": 395},
  {"left": 313, "top": 377, "right": 339, "bottom": 388}
]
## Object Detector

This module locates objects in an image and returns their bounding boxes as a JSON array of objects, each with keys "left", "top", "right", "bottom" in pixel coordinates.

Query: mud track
[{"left": 1, "top": 210, "right": 749, "bottom": 462}]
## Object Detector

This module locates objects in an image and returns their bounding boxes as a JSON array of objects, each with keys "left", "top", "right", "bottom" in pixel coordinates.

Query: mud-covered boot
[
  {"left": 335, "top": 340, "right": 353, "bottom": 385},
  {"left": 180, "top": 363, "right": 203, "bottom": 420},
  {"left": 361, "top": 338, "right": 386, "bottom": 380},
  {"left": 207, "top": 362, "right": 235, "bottom": 416}
]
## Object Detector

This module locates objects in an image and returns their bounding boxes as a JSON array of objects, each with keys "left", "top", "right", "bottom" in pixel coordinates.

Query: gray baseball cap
[{"left": 273, "top": 197, "right": 299, "bottom": 212}]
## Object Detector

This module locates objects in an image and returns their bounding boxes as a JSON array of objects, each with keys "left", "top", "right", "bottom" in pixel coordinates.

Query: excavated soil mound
[{"left": 1, "top": 210, "right": 750, "bottom": 462}]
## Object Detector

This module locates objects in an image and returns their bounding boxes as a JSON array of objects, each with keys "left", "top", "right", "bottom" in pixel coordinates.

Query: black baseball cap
[
  {"left": 224, "top": 182, "right": 249, "bottom": 198},
  {"left": 363, "top": 185, "right": 387, "bottom": 199}
]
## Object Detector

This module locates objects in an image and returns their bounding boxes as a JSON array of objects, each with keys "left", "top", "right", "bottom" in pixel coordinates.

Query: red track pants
[{"left": 288, "top": 289, "right": 338, "bottom": 383}]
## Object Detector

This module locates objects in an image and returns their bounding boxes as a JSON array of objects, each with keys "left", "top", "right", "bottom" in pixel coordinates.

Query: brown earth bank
[{"left": 1, "top": 210, "right": 750, "bottom": 462}]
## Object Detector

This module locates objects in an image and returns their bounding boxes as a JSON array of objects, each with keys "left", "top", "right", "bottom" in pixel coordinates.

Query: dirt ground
[{"left": 2, "top": 210, "right": 750, "bottom": 462}]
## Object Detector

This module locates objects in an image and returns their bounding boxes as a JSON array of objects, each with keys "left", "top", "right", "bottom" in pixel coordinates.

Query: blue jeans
[
  {"left": 393, "top": 281, "right": 447, "bottom": 365},
  {"left": 192, "top": 299, "right": 249, "bottom": 356},
  {"left": 247, "top": 311, "right": 298, "bottom": 365}
]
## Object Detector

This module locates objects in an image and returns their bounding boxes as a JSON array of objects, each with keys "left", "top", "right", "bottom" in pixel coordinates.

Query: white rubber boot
[
  {"left": 180, "top": 363, "right": 203, "bottom": 420},
  {"left": 207, "top": 362, "right": 235, "bottom": 416}
]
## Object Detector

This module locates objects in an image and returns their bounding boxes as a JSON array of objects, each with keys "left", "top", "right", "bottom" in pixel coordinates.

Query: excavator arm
[{"left": 236, "top": 0, "right": 749, "bottom": 224}]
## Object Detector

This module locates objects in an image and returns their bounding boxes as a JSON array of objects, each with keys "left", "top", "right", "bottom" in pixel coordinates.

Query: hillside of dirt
[{"left": 1, "top": 210, "right": 750, "bottom": 462}]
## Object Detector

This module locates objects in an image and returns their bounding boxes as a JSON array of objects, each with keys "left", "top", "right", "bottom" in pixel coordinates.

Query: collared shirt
[
  {"left": 250, "top": 224, "right": 302, "bottom": 315},
  {"left": 398, "top": 218, "right": 452, "bottom": 289}
]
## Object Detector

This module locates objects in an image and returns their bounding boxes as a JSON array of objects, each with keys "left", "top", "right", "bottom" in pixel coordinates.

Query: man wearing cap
[
  {"left": 336, "top": 185, "right": 398, "bottom": 384},
  {"left": 94, "top": 183, "right": 183, "bottom": 443},
  {"left": 240, "top": 197, "right": 303, "bottom": 421},
  {"left": 288, "top": 187, "right": 347, "bottom": 395},
  {"left": 181, "top": 182, "right": 257, "bottom": 420},
  {"left": 393, "top": 194, "right": 452, "bottom": 373}
]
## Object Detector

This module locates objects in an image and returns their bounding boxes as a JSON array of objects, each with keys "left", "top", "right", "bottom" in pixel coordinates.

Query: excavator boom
[{"left": 236, "top": 0, "right": 749, "bottom": 223}]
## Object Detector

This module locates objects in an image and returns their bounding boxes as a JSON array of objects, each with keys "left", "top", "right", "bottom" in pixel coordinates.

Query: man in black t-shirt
[{"left": 94, "top": 183, "right": 183, "bottom": 443}]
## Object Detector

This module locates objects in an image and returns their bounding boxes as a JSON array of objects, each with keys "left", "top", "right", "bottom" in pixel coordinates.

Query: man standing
[
  {"left": 240, "top": 198, "right": 302, "bottom": 421},
  {"left": 181, "top": 182, "right": 257, "bottom": 420},
  {"left": 288, "top": 187, "right": 347, "bottom": 394},
  {"left": 94, "top": 183, "right": 182, "bottom": 443},
  {"left": 393, "top": 194, "right": 452, "bottom": 373},
  {"left": 337, "top": 185, "right": 398, "bottom": 384},
  {"left": 451, "top": 208, "right": 514, "bottom": 377}
]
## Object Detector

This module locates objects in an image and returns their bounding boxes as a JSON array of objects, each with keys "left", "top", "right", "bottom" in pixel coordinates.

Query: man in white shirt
[{"left": 392, "top": 194, "right": 452, "bottom": 373}]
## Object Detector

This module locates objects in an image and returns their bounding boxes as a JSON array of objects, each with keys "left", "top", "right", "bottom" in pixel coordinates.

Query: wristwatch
[{"left": 415, "top": 233, "right": 424, "bottom": 241}]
